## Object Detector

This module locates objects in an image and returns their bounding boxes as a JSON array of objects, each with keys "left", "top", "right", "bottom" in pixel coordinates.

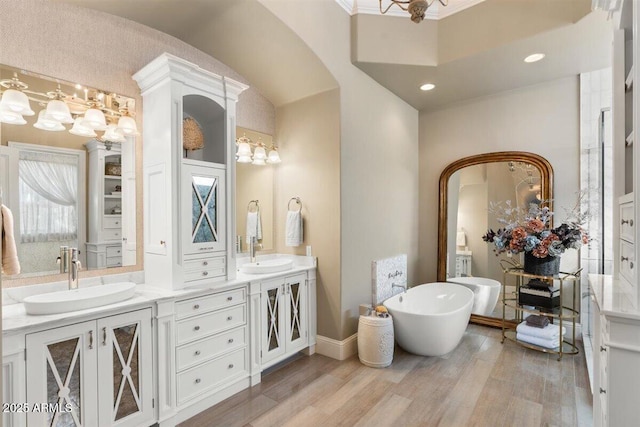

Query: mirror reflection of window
[
  {"left": 3, "top": 142, "right": 86, "bottom": 276},
  {"left": 18, "top": 149, "right": 79, "bottom": 243}
]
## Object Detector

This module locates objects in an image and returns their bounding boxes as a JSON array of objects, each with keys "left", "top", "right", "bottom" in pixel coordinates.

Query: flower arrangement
[{"left": 482, "top": 200, "right": 589, "bottom": 259}]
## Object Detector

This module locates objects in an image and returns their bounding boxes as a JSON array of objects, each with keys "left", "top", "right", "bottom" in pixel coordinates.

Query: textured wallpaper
[{"left": 0, "top": 0, "right": 276, "bottom": 287}]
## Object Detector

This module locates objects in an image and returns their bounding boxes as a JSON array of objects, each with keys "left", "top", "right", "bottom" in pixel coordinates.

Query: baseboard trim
[{"left": 316, "top": 333, "right": 358, "bottom": 360}]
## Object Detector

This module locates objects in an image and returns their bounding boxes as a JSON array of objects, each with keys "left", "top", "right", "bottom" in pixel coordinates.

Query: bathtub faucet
[{"left": 392, "top": 282, "right": 407, "bottom": 294}]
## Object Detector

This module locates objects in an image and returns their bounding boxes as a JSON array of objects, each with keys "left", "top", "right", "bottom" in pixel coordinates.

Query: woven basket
[{"left": 183, "top": 117, "right": 204, "bottom": 151}]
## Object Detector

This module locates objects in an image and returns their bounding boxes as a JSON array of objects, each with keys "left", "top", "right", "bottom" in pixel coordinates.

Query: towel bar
[
  {"left": 288, "top": 197, "right": 302, "bottom": 212},
  {"left": 247, "top": 199, "right": 259, "bottom": 212}
]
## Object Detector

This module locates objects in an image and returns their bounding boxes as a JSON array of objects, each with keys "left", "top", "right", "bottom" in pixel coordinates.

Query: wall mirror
[
  {"left": 0, "top": 64, "right": 138, "bottom": 283},
  {"left": 235, "top": 127, "right": 274, "bottom": 253},
  {"left": 437, "top": 152, "right": 553, "bottom": 327}
]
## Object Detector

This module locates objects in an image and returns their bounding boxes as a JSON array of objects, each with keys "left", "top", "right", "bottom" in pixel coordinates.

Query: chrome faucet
[
  {"left": 249, "top": 236, "right": 257, "bottom": 263},
  {"left": 56, "top": 246, "right": 70, "bottom": 274},
  {"left": 68, "top": 248, "right": 81, "bottom": 290}
]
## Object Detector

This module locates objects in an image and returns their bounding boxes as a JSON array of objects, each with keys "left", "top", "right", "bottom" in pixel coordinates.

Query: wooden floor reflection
[{"left": 180, "top": 324, "right": 592, "bottom": 427}]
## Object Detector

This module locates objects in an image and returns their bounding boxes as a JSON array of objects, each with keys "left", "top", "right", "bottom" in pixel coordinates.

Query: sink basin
[
  {"left": 23, "top": 282, "right": 137, "bottom": 315},
  {"left": 240, "top": 259, "right": 293, "bottom": 274}
]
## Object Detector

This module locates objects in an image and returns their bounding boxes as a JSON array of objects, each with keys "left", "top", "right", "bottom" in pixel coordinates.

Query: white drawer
[
  {"left": 183, "top": 256, "right": 226, "bottom": 283},
  {"left": 103, "top": 216, "right": 122, "bottom": 229},
  {"left": 106, "top": 257, "right": 122, "bottom": 267},
  {"left": 102, "top": 228, "right": 122, "bottom": 241},
  {"left": 175, "top": 288, "right": 246, "bottom": 320},
  {"left": 176, "top": 326, "right": 246, "bottom": 372},
  {"left": 620, "top": 200, "right": 634, "bottom": 243},
  {"left": 106, "top": 245, "right": 122, "bottom": 257},
  {"left": 620, "top": 240, "right": 635, "bottom": 284},
  {"left": 177, "top": 348, "right": 246, "bottom": 405},
  {"left": 176, "top": 304, "right": 246, "bottom": 345}
]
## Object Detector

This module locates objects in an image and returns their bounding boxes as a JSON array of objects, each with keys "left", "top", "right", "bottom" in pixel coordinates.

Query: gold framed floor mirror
[{"left": 437, "top": 151, "right": 554, "bottom": 327}]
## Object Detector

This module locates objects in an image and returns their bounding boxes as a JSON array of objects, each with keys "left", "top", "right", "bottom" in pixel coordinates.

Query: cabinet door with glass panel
[
  {"left": 261, "top": 273, "right": 308, "bottom": 368},
  {"left": 25, "top": 308, "right": 153, "bottom": 427},
  {"left": 181, "top": 160, "right": 226, "bottom": 256}
]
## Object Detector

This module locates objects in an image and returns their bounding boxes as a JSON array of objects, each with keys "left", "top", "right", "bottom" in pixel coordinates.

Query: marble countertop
[
  {"left": 589, "top": 274, "right": 640, "bottom": 321},
  {"left": 2, "top": 255, "right": 315, "bottom": 335}
]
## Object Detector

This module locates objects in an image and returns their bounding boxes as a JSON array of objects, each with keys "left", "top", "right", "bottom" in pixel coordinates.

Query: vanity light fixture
[
  {"left": 420, "top": 83, "right": 436, "bottom": 91},
  {"left": 380, "top": 0, "right": 448, "bottom": 23},
  {"left": 235, "top": 134, "right": 282, "bottom": 165},
  {"left": 0, "top": 71, "right": 138, "bottom": 143},
  {"left": 524, "top": 53, "right": 545, "bottom": 63}
]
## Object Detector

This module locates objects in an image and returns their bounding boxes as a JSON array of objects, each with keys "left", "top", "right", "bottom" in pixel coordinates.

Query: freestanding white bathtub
[
  {"left": 383, "top": 282, "right": 473, "bottom": 356},
  {"left": 446, "top": 277, "right": 501, "bottom": 317}
]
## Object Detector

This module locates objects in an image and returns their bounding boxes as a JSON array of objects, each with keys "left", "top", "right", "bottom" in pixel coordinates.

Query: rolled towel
[
  {"left": 525, "top": 315, "right": 550, "bottom": 328},
  {"left": 516, "top": 321, "right": 565, "bottom": 340},
  {"left": 285, "top": 210, "right": 303, "bottom": 247},
  {"left": 516, "top": 332, "right": 560, "bottom": 349}
]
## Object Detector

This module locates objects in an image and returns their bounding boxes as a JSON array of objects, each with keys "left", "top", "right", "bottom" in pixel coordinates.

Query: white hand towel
[
  {"left": 516, "top": 332, "right": 560, "bottom": 349},
  {"left": 1, "top": 204, "right": 20, "bottom": 275},
  {"left": 516, "top": 321, "right": 565, "bottom": 340},
  {"left": 285, "top": 210, "right": 303, "bottom": 247},
  {"left": 246, "top": 211, "right": 262, "bottom": 244}
]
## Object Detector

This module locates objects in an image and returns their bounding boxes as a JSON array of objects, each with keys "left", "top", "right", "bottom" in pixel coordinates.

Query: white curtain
[{"left": 18, "top": 150, "right": 78, "bottom": 242}]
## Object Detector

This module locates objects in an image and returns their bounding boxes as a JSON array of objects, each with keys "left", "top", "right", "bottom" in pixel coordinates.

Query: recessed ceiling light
[
  {"left": 420, "top": 83, "right": 435, "bottom": 91},
  {"left": 524, "top": 53, "right": 545, "bottom": 63}
]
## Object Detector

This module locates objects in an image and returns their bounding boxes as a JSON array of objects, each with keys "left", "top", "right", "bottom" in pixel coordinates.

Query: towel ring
[
  {"left": 288, "top": 197, "right": 302, "bottom": 212},
  {"left": 247, "top": 199, "right": 259, "bottom": 212}
]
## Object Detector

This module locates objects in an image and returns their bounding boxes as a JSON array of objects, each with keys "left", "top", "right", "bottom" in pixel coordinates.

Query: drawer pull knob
[
  {"left": 195, "top": 378, "right": 201, "bottom": 384},
  {"left": 600, "top": 387, "right": 606, "bottom": 394},
  {"left": 227, "top": 316, "right": 233, "bottom": 321},
  {"left": 203, "top": 261, "right": 208, "bottom": 266},
  {"left": 194, "top": 350, "right": 201, "bottom": 356},
  {"left": 228, "top": 364, "right": 234, "bottom": 369},
  {"left": 194, "top": 326, "right": 200, "bottom": 331},
  {"left": 228, "top": 338, "right": 234, "bottom": 344},
  {"left": 600, "top": 346, "right": 607, "bottom": 352},
  {"left": 160, "top": 240, "right": 166, "bottom": 246},
  {"left": 194, "top": 304, "right": 200, "bottom": 310},
  {"left": 227, "top": 296, "right": 233, "bottom": 301},
  {"left": 622, "top": 219, "right": 634, "bottom": 226},
  {"left": 202, "top": 271, "right": 209, "bottom": 276},
  {"left": 631, "top": 262, "right": 635, "bottom": 270}
]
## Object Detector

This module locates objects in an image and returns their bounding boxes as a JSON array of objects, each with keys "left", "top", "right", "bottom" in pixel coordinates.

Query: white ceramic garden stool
[{"left": 357, "top": 314, "right": 394, "bottom": 368}]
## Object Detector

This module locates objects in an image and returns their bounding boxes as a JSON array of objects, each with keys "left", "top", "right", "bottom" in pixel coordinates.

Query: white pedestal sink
[
  {"left": 240, "top": 258, "right": 293, "bottom": 274},
  {"left": 23, "top": 282, "right": 137, "bottom": 315}
]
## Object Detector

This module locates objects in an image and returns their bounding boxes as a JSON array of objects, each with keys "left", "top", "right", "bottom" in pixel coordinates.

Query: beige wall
[
  {"left": 262, "top": 0, "right": 420, "bottom": 339},
  {"left": 0, "top": 0, "right": 275, "bottom": 285},
  {"left": 275, "top": 89, "right": 341, "bottom": 338},
  {"left": 419, "top": 76, "right": 581, "bottom": 283}
]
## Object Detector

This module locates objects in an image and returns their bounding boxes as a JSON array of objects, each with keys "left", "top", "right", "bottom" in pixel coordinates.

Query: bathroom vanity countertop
[
  {"left": 2, "top": 256, "right": 316, "bottom": 334},
  {"left": 590, "top": 274, "right": 640, "bottom": 320}
]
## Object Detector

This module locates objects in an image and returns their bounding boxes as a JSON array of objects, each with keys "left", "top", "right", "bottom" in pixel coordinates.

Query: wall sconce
[{"left": 236, "top": 134, "right": 281, "bottom": 165}]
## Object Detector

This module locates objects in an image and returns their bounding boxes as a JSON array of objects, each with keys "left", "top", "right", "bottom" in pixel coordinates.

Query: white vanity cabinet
[
  {"left": 133, "top": 53, "right": 247, "bottom": 291},
  {"left": 592, "top": 288, "right": 640, "bottom": 427},
  {"left": 174, "top": 287, "right": 248, "bottom": 406},
  {"left": 24, "top": 308, "right": 153, "bottom": 427},
  {"left": 260, "top": 272, "right": 312, "bottom": 368}
]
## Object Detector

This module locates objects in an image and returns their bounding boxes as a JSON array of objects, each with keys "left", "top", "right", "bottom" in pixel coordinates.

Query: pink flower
[
  {"left": 511, "top": 227, "right": 527, "bottom": 240},
  {"left": 532, "top": 246, "right": 549, "bottom": 258},
  {"left": 527, "top": 219, "right": 545, "bottom": 233}
]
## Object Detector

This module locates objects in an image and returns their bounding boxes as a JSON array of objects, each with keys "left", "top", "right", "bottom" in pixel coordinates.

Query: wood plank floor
[{"left": 179, "top": 324, "right": 592, "bottom": 427}]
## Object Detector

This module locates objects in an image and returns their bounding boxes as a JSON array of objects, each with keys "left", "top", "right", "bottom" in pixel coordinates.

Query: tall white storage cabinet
[
  {"left": 86, "top": 140, "right": 124, "bottom": 269},
  {"left": 133, "top": 53, "right": 247, "bottom": 290}
]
